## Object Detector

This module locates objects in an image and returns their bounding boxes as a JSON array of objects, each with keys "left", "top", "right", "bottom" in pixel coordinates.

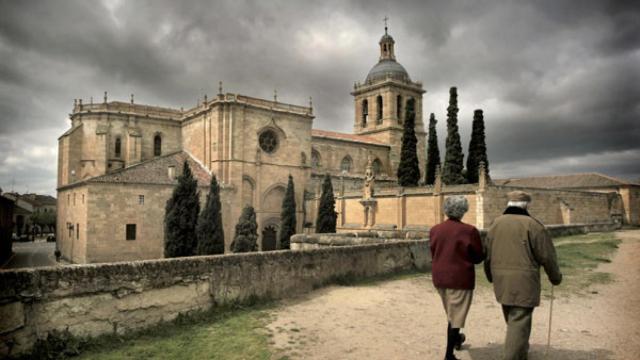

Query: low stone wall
[
  {"left": 291, "top": 230, "right": 429, "bottom": 250},
  {"left": 292, "top": 222, "right": 619, "bottom": 252},
  {"left": 0, "top": 241, "right": 430, "bottom": 357},
  {"left": 546, "top": 222, "right": 621, "bottom": 238}
]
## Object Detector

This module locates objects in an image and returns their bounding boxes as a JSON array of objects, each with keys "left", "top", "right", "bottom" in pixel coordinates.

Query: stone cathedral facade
[{"left": 57, "top": 29, "right": 426, "bottom": 263}]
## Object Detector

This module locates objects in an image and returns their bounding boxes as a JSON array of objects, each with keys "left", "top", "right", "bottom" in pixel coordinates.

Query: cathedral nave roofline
[{"left": 181, "top": 92, "right": 314, "bottom": 122}]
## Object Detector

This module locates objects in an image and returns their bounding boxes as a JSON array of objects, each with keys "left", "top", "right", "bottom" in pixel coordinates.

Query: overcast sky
[{"left": 1, "top": 0, "right": 639, "bottom": 196}]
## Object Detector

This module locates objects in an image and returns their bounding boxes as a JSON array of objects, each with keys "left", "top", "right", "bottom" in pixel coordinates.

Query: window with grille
[{"left": 340, "top": 156, "right": 352, "bottom": 173}]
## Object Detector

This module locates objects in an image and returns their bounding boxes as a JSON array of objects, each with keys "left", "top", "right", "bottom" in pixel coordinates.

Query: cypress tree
[
  {"left": 164, "top": 160, "right": 200, "bottom": 258},
  {"left": 230, "top": 206, "right": 258, "bottom": 253},
  {"left": 442, "top": 87, "right": 466, "bottom": 185},
  {"left": 466, "top": 109, "right": 489, "bottom": 183},
  {"left": 196, "top": 174, "right": 225, "bottom": 255},
  {"left": 425, "top": 113, "right": 441, "bottom": 185},
  {"left": 279, "top": 175, "right": 297, "bottom": 249},
  {"left": 315, "top": 173, "right": 337, "bottom": 233},
  {"left": 397, "top": 98, "right": 420, "bottom": 186}
]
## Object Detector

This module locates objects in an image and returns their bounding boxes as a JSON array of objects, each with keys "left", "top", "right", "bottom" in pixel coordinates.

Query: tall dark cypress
[
  {"left": 466, "top": 109, "right": 489, "bottom": 183},
  {"left": 442, "top": 87, "right": 466, "bottom": 185},
  {"left": 425, "top": 113, "right": 441, "bottom": 185},
  {"left": 315, "top": 173, "right": 337, "bottom": 233},
  {"left": 196, "top": 174, "right": 225, "bottom": 255},
  {"left": 230, "top": 206, "right": 258, "bottom": 253},
  {"left": 279, "top": 175, "right": 297, "bottom": 249},
  {"left": 164, "top": 160, "right": 200, "bottom": 258},
  {"left": 397, "top": 98, "right": 421, "bottom": 186}
]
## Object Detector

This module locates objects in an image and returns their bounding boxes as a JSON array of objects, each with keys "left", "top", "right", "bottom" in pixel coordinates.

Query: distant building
[
  {"left": 0, "top": 192, "right": 15, "bottom": 263},
  {"left": 2, "top": 193, "right": 57, "bottom": 236}
]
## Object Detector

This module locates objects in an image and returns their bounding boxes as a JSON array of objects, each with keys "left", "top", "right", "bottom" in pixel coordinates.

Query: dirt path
[{"left": 266, "top": 230, "right": 640, "bottom": 360}]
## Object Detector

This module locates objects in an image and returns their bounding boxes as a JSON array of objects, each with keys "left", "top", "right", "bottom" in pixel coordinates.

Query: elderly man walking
[
  {"left": 430, "top": 196, "right": 484, "bottom": 360},
  {"left": 484, "top": 191, "right": 563, "bottom": 360}
]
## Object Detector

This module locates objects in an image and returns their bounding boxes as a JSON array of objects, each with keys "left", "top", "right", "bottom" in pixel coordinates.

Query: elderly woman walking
[{"left": 430, "top": 195, "right": 485, "bottom": 360}]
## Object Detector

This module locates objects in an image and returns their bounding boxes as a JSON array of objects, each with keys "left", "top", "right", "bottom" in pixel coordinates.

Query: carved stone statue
[{"left": 363, "top": 157, "right": 375, "bottom": 200}]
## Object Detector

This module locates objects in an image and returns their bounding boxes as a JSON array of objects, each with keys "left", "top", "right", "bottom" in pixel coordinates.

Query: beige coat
[{"left": 484, "top": 212, "right": 562, "bottom": 307}]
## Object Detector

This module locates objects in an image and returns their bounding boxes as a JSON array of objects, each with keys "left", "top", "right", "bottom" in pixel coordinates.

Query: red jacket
[{"left": 430, "top": 219, "right": 485, "bottom": 289}]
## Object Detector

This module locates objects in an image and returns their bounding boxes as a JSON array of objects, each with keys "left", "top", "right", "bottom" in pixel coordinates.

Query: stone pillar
[
  {"left": 397, "top": 187, "right": 405, "bottom": 230},
  {"left": 476, "top": 161, "right": 487, "bottom": 229},
  {"left": 434, "top": 165, "right": 444, "bottom": 223}
]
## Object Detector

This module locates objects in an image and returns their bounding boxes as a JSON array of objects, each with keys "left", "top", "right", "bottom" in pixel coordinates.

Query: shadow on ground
[{"left": 467, "top": 344, "right": 614, "bottom": 360}]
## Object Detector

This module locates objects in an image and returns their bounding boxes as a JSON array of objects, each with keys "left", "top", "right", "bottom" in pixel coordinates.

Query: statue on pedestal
[
  {"left": 363, "top": 157, "right": 375, "bottom": 200},
  {"left": 360, "top": 157, "right": 377, "bottom": 227}
]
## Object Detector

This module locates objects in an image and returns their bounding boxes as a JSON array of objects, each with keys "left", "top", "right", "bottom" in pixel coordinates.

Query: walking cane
[{"left": 545, "top": 285, "right": 555, "bottom": 358}]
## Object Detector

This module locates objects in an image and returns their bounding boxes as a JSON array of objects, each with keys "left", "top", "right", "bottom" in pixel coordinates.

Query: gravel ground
[{"left": 267, "top": 230, "right": 640, "bottom": 360}]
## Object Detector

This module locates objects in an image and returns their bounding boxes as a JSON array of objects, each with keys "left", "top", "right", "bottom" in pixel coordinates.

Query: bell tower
[
  {"left": 379, "top": 19, "right": 395, "bottom": 61},
  {"left": 351, "top": 20, "right": 426, "bottom": 179}
]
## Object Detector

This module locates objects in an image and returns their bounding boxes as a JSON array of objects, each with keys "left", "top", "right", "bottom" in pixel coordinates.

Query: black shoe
[
  {"left": 444, "top": 355, "right": 460, "bottom": 360},
  {"left": 455, "top": 333, "right": 465, "bottom": 351}
]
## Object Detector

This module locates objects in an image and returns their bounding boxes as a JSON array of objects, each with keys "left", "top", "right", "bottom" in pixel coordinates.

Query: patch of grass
[
  {"left": 476, "top": 232, "right": 621, "bottom": 295},
  {"left": 69, "top": 302, "right": 276, "bottom": 360}
]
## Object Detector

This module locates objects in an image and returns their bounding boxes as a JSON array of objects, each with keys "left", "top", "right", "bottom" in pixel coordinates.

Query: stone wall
[
  {"left": 305, "top": 181, "right": 624, "bottom": 233},
  {"left": 327, "top": 185, "right": 478, "bottom": 232},
  {"left": 290, "top": 230, "right": 429, "bottom": 250},
  {"left": 479, "top": 186, "right": 621, "bottom": 227},
  {"left": 619, "top": 186, "right": 640, "bottom": 225},
  {"left": 0, "top": 241, "right": 429, "bottom": 357}
]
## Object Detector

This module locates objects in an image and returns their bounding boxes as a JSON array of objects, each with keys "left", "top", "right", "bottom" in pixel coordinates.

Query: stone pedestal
[{"left": 359, "top": 199, "right": 377, "bottom": 228}]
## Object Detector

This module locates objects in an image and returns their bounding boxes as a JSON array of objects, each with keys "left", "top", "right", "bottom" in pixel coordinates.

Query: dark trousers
[{"left": 501, "top": 305, "right": 534, "bottom": 360}]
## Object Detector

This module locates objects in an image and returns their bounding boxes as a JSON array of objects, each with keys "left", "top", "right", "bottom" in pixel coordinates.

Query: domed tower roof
[
  {"left": 366, "top": 59, "right": 410, "bottom": 83},
  {"left": 364, "top": 25, "right": 410, "bottom": 83}
]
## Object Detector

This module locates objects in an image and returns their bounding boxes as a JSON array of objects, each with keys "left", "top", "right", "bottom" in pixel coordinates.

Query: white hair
[
  {"left": 444, "top": 196, "right": 469, "bottom": 220},
  {"left": 507, "top": 200, "right": 529, "bottom": 209}
]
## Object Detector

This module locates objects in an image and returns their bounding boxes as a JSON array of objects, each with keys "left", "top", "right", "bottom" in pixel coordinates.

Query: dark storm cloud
[{"left": 0, "top": 0, "right": 639, "bottom": 195}]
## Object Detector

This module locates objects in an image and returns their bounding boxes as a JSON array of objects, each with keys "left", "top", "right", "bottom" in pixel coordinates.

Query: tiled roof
[
  {"left": 311, "top": 129, "right": 388, "bottom": 147},
  {"left": 88, "top": 151, "right": 211, "bottom": 187},
  {"left": 494, "top": 173, "right": 639, "bottom": 189},
  {"left": 2, "top": 193, "right": 56, "bottom": 207}
]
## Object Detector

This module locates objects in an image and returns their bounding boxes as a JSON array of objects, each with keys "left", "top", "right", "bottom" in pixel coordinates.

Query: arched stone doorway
[{"left": 262, "top": 225, "right": 277, "bottom": 251}]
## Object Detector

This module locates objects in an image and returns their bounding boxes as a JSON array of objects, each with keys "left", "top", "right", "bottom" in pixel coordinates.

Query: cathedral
[{"left": 57, "top": 27, "right": 427, "bottom": 263}]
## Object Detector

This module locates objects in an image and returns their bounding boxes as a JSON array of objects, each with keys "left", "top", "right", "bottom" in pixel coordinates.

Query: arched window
[
  {"left": 407, "top": 97, "right": 415, "bottom": 115},
  {"left": 114, "top": 137, "right": 121, "bottom": 158},
  {"left": 376, "top": 95, "right": 383, "bottom": 124},
  {"left": 340, "top": 156, "right": 352, "bottom": 173},
  {"left": 154, "top": 134, "right": 162, "bottom": 156},
  {"left": 396, "top": 95, "right": 403, "bottom": 123},
  {"left": 372, "top": 158, "right": 383, "bottom": 176},
  {"left": 311, "top": 149, "right": 321, "bottom": 169},
  {"left": 362, "top": 99, "right": 368, "bottom": 127}
]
